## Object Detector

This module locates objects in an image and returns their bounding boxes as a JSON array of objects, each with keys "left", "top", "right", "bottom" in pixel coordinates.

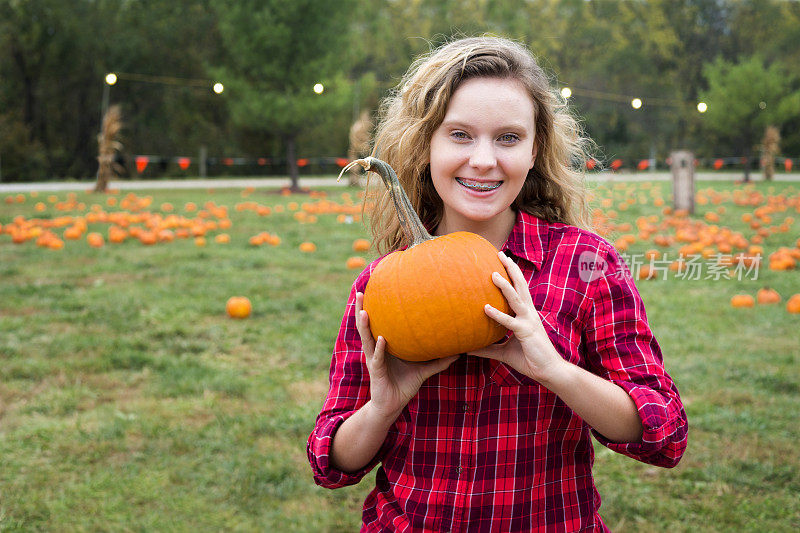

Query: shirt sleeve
[
  {"left": 307, "top": 264, "right": 393, "bottom": 488},
  {"left": 581, "top": 243, "right": 688, "bottom": 468}
]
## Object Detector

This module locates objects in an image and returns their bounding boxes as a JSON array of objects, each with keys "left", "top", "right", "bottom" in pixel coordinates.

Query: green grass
[{"left": 1, "top": 181, "right": 798, "bottom": 531}]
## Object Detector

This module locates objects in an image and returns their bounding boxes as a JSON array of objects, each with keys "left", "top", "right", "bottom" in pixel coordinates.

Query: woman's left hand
[{"left": 469, "top": 251, "right": 567, "bottom": 384}]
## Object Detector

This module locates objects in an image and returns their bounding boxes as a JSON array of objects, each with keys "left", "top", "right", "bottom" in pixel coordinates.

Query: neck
[{"left": 435, "top": 209, "right": 517, "bottom": 250}]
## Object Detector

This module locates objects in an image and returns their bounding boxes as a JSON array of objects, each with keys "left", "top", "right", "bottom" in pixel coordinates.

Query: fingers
[
  {"left": 491, "top": 270, "right": 530, "bottom": 318},
  {"left": 422, "top": 354, "right": 459, "bottom": 379},
  {"left": 468, "top": 340, "right": 504, "bottom": 360},
  {"left": 373, "top": 335, "right": 386, "bottom": 367},
  {"left": 355, "top": 292, "right": 377, "bottom": 357},
  {"left": 497, "top": 252, "right": 533, "bottom": 305},
  {"left": 484, "top": 302, "right": 517, "bottom": 330}
]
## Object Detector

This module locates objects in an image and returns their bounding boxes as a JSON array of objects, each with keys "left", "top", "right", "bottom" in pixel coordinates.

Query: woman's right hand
[{"left": 355, "top": 292, "right": 458, "bottom": 422}]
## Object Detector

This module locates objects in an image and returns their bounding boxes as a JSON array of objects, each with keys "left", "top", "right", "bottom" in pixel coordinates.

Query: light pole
[{"left": 101, "top": 72, "right": 118, "bottom": 124}]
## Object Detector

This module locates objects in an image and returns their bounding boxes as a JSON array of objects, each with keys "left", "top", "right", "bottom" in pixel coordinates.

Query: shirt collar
[{"left": 501, "top": 210, "right": 549, "bottom": 271}]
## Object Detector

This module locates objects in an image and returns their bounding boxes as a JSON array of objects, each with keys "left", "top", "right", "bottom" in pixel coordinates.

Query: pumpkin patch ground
[{"left": 0, "top": 179, "right": 798, "bottom": 531}]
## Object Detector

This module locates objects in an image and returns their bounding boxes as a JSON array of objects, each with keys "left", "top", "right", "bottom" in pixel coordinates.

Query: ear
[{"left": 529, "top": 142, "right": 538, "bottom": 170}]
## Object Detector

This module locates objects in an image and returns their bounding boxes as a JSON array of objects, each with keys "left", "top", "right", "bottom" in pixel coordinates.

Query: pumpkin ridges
[
  {"left": 453, "top": 236, "right": 503, "bottom": 350},
  {"left": 448, "top": 242, "right": 470, "bottom": 353}
]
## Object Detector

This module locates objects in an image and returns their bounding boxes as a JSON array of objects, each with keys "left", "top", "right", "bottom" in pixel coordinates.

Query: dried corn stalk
[
  {"left": 94, "top": 105, "right": 124, "bottom": 192},
  {"left": 347, "top": 110, "right": 373, "bottom": 187}
]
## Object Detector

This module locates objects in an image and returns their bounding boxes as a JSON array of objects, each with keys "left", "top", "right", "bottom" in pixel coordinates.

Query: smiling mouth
[{"left": 455, "top": 178, "right": 502, "bottom": 191}]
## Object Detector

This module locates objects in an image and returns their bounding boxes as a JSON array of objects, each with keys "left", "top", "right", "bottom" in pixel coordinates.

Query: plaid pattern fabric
[{"left": 308, "top": 211, "right": 688, "bottom": 532}]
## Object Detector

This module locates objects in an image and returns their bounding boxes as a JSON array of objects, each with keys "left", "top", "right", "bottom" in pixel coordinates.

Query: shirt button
[
  {"left": 462, "top": 403, "right": 469, "bottom": 412},
  {"left": 456, "top": 467, "right": 462, "bottom": 476}
]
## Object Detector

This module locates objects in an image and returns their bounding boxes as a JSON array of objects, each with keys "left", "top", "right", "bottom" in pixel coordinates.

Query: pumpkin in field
[
  {"left": 226, "top": 296, "right": 252, "bottom": 319},
  {"left": 299, "top": 242, "right": 317, "bottom": 252},
  {"left": 87, "top": 232, "right": 104, "bottom": 248},
  {"left": 787, "top": 294, "right": 800, "bottom": 314},
  {"left": 108, "top": 226, "right": 127, "bottom": 243},
  {"left": 346, "top": 256, "right": 366, "bottom": 270},
  {"left": 353, "top": 238, "right": 371, "bottom": 252},
  {"left": 340, "top": 157, "right": 512, "bottom": 362},
  {"left": 638, "top": 265, "right": 657, "bottom": 280},
  {"left": 730, "top": 294, "right": 755, "bottom": 308},
  {"left": 756, "top": 287, "right": 781, "bottom": 305}
]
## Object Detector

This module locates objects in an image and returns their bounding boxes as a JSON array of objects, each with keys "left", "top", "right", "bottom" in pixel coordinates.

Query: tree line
[{"left": 1, "top": 0, "right": 799, "bottom": 182}]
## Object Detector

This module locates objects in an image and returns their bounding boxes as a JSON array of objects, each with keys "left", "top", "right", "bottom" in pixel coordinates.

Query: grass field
[{"left": 1, "top": 179, "right": 798, "bottom": 531}]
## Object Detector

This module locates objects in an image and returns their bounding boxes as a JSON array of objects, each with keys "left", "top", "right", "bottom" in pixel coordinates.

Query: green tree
[
  {"left": 0, "top": 0, "right": 231, "bottom": 181},
  {"left": 0, "top": 0, "right": 105, "bottom": 179},
  {"left": 105, "top": 0, "right": 234, "bottom": 163},
  {"left": 699, "top": 55, "right": 800, "bottom": 181},
  {"left": 211, "top": 0, "right": 356, "bottom": 190}
]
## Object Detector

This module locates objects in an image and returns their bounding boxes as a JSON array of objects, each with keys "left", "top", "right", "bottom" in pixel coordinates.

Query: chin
[{"left": 457, "top": 207, "right": 503, "bottom": 223}]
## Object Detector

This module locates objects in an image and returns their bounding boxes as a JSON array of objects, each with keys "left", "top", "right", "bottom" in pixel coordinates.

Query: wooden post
[
  {"left": 671, "top": 150, "right": 695, "bottom": 214},
  {"left": 199, "top": 145, "right": 207, "bottom": 178}
]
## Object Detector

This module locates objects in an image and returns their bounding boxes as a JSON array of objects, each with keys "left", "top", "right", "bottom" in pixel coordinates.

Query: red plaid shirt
[{"left": 308, "top": 211, "right": 688, "bottom": 532}]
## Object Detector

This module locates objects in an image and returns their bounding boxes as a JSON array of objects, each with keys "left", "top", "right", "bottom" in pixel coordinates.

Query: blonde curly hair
[{"left": 368, "top": 36, "right": 594, "bottom": 254}]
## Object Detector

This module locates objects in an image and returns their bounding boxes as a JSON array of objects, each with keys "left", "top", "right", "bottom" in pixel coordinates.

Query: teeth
[{"left": 456, "top": 178, "right": 501, "bottom": 191}]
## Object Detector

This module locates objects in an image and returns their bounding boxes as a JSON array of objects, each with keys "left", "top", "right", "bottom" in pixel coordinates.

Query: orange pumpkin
[
  {"left": 352, "top": 238, "right": 371, "bottom": 252},
  {"left": 63, "top": 226, "right": 83, "bottom": 240},
  {"left": 638, "top": 265, "right": 657, "bottom": 280},
  {"left": 226, "top": 296, "right": 252, "bottom": 319},
  {"left": 139, "top": 231, "right": 157, "bottom": 245},
  {"left": 108, "top": 226, "right": 127, "bottom": 243},
  {"left": 787, "top": 294, "right": 800, "bottom": 314},
  {"left": 341, "top": 157, "right": 512, "bottom": 361},
  {"left": 299, "top": 242, "right": 317, "bottom": 252},
  {"left": 346, "top": 256, "right": 366, "bottom": 270},
  {"left": 87, "top": 232, "right": 104, "bottom": 248},
  {"left": 756, "top": 287, "right": 781, "bottom": 305},
  {"left": 730, "top": 294, "right": 755, "bottom": 308}
]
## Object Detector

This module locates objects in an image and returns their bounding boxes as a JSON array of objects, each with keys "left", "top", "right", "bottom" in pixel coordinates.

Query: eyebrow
[{"left": 439, "top": 119, "right": 532, "bottom": 132}]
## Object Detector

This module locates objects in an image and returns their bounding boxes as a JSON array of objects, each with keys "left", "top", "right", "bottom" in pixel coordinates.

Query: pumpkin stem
[{"left": 338, "top": 157, "right": 433, "bottom": 247}]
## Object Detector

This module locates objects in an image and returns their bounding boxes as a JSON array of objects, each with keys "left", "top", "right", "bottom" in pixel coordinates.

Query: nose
[{"left": 469, "top": 139, "right": 497, "bottom": 172}]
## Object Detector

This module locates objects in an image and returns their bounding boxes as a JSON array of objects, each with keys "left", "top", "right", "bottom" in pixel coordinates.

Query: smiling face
[{"left": 429, "top": 76, "right": 537, "bottom": 243}]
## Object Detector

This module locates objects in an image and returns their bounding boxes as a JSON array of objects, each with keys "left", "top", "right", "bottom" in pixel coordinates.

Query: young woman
[{"left": 308, "top": 36, "right": 687, "bottom": 532}]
